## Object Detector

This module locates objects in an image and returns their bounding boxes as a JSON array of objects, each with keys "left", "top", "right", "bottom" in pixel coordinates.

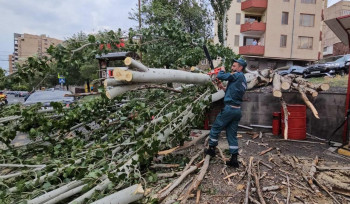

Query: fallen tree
[{"left": 1, "top": 57, "right": 334, "bottom": 203}]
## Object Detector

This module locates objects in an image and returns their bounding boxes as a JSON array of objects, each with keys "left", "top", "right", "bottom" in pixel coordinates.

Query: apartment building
[
  {"left": 215, "top": 0, "right": 325, "bottom": 69},
  {"left": 323, "top": 0, "right": 350, "bottom": 57},
  {"left": 9, "top": 33, "right": 62, "bottom": 74}
]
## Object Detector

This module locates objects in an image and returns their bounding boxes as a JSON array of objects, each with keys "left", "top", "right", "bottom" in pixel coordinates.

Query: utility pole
[
  {"left": 138, "top": 0, "right": 141, "bottom": 30},
  {"left": 138, "top": 0, "right": 143, "bottom": 62}
]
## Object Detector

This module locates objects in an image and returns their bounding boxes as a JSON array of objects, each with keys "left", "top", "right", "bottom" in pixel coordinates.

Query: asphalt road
[{"left": 7, "top": 94, "right": 25, "bottom": 104}]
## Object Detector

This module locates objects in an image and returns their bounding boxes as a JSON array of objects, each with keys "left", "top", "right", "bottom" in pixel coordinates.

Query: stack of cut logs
[{"left": 272, "top": 73, "right": 330, "bottom": 119}]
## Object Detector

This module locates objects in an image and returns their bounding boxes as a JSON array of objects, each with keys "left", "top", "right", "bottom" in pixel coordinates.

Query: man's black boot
[
  {"left": 226, "top": 153, "right": 239, "bottom": 168},
  {"left": 204, "top": 146, "right": 216, "bottom": 157}
]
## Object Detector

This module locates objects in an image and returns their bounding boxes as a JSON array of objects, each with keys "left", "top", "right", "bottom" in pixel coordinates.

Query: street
[{"left": 7, "top": 94, "right": 24, "bottom": 104}]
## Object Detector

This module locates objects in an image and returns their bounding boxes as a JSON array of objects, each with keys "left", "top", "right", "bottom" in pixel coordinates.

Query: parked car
[
  {"left": 14, "top": 91, "right": 29, "bottom": 97},
  {"left": 278, "top": 65, "right": 306, "bottom": 76},
  {"left": 303, "top": 54, "right": 350, "bottom": 78},
  {"left": 23, "top": 90, "right": 74, "bottom": 107}
]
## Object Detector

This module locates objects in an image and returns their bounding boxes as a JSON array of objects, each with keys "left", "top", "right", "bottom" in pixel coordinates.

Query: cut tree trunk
[
  {"left": 247, "top": 78, "right": 259, "bottom": 90},
  {"left": 294, "top": 77, "right": 329, "bottom": 91},
  {"left": 273, "top": 74, "right": 282, "bottom": 97},
  {"left": 292, "top": 83, "right": 318, "bottom": 97},
  {"left": 28, "top": 180, "right": 84, "bottom": 204},
  {"left": 91, "top": 184, "right": 144, "bottom": 204},
  {"left": 281, "top": 75, "right": 292, "bottom": 90},
  {"left": 106, "top": 83, "right": 151, "bottom": 99},
  {"left": 104, "top": 78, "right": 129, "bottom": 87},
  {"left": 281, "top": 99, "right": 288, "bottom": 140},
  {"left": 44, "top": 184, "right": 87, "bottom": 204},
  {"left": 113, "top": 68, "right": 211, "bottom": 84},
  {"left": 295, "top": 86, "right": 320, "bottom": 119},
  {"left": 124, "top": 57, "right": 149, "bottom": 72}
]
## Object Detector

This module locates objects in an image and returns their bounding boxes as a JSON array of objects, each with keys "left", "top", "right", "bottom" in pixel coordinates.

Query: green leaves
[{"left": 88, "top": 35, "right": 96, "bottom": 43}]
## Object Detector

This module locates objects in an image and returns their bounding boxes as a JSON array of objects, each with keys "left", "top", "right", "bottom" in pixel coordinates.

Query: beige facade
[
  {"left": 9, "top": 33, "right": 62, "bottom": 74},
  {"left": 214, "top": 0, "right": 325, "bottom": 69},
  {"left": 323, "top": 0, "right": 350, "bottom": 57}
]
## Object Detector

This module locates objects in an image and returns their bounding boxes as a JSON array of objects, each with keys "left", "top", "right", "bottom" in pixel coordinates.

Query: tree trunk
[
  {"left": 223, "top": 9, "right": 227, "bottom": 47},
  {"left": 104, "top": 78, "right": 128, "bottom": 88},
  {"left": 292, "top": 83, "right": 318, "bottom": 97},
  {"left": 28, "top": 180, "right": 84, "bottom": 204},
  {"left": 44, "top": 184, "right": 87, "bottom": 204},
  {"left": 281, "top": 99, "right": 288, "bottom": 140},
  {"left": 281, "top": 75, "right": 292, "bottom": 90},
  {"left": 113, "top": 68, "right": 211, "bottom": 84},
  {"left": 91, "top": 184, "right": 144, "bottom": 204},
  {"left": 295, "top": 86, "right": 320, "bottom": 119},
  {"left": 124, "top": 57, "right": 149, "bottom": 72},
  {"left": 106, "top": 84, "right": 151, "bottom": 99},
  {"left": 247, "top": 78, "right": 259, "bottom": 90},
  {"left": 294, "top": 77, "right": 329, "bottom": 91},
  {"left": 273, "top": 74, "right": 282, "bottom": 97}
]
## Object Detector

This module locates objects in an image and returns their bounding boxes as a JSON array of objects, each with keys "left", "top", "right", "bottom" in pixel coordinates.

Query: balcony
[
  {"left": 241, "top": 0, "right": 267, "bottom": 13},
  {"left": 239, "top": 45, "right": 264, "bottom": 56},
  {"left": 240, "top": 22, "right": 266, "bottom": 35}
]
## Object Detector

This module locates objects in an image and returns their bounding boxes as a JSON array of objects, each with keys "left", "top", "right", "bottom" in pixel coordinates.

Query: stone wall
[{"left": 208, "top": 91, "right": 346, "bottom": 142}]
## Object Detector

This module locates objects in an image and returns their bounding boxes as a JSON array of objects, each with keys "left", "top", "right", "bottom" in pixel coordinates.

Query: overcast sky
[
  {"left": 0, "top": 0, "right": 346, "bottom": 72},
  {"left": 0, "top": 0, "right": 139, "bottom": 71}
]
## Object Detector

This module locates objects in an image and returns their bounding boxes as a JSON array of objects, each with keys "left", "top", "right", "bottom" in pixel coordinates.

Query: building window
[
  {"left": 237, "top": 0, "right": 241, "bottom": 2},
  {"left": 236, "top": 13, "right": 241, "bottom": 25},
  {"left": 283, "top": 0, "right": 289, "bottom": 2},
  {"left": 280, "top": 35, "right": 287, "bottom": 47},
  {"left": 282, "top": 12, "right": 289, "bottom": 25},
  {"left": 323, "top": 47, "right": 327, "bottom": 52},
  {"left": 301, "top": 0, "right": 316, "bottom": 4},
  {"left": 300, "top": 14, "right": 315, "bottom": 27},
  {"left": 298, "top": 36, "right": 313, "bottom": 49},
  {"left": 234, "top": 35, "right": 240, "bottom": 46}
]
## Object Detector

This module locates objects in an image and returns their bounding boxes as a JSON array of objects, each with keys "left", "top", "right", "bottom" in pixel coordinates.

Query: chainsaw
[{"left": 203, "top": 45, "right": 225, "bottom": 90}]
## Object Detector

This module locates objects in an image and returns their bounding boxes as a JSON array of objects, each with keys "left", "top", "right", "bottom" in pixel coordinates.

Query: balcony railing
[
  {"left": 241, "top": 0, "right": 267, "bottom": 12},
  {"left": 239, "top": 45, "right": 264, "bottom": 56},
  {"left": 240, "top": 22, "right": 266, "bottom": 34}
]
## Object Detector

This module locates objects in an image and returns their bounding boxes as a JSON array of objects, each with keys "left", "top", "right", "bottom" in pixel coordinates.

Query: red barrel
[
  {"left": 272, "top": 112, "right": 281, "bottom": 135},
  {"left": 281, "top": 104, "right": 306, "bottom": 140}
]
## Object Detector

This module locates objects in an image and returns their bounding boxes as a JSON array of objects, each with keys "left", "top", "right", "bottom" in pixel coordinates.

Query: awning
[{"left": 325, "top": 14, "right": 350, "bottom": 46}]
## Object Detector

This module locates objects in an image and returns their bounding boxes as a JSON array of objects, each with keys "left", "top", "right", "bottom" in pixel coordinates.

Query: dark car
[
  {"left": 14, "top": 91, "right": 29, "bottom": 97},
  {"left": 303, "top": 54, "right": 350, "bottom": 78},
  {"left": 278, "top": 65, "right": 306, "bottom": 76}
]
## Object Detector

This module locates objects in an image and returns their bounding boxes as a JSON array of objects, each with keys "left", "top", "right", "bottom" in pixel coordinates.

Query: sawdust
[{"left": 155, "top": 130, "right": 350, "bottom": 203}]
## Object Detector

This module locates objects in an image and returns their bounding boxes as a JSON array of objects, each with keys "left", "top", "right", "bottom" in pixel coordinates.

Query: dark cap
[{"left": 232, "top": 58, "right": 247, "bottom": 68}]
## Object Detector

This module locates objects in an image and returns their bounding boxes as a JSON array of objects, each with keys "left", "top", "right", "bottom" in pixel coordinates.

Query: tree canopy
[{"left": 1, "top": 0, "right": 238, "bottom": 90}]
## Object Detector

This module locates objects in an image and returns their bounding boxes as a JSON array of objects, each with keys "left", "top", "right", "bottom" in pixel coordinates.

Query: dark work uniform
[{"left": 208, "top": 71, "right": 247, "bottom": 154}]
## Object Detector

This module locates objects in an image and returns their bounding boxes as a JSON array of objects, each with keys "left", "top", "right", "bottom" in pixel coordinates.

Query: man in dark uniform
[{"left": 205, "top": 58, "right": 247, "bottom": 168}]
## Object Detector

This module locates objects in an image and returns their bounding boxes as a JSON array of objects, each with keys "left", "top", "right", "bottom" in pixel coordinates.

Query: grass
[{"left": 307, "top": 75, "right": 349, "bottom": 88}]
